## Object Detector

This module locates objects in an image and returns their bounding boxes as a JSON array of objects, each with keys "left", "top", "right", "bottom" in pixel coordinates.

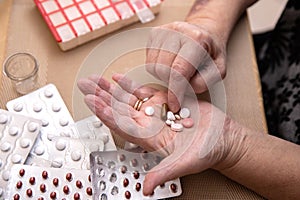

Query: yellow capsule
[{"left": 161, "top": 103, "right": 168, "bottom": 121}]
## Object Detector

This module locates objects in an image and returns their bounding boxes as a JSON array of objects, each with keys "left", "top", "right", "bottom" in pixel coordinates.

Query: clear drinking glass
[{"left": 3, "top": 52, "right": 39, "bottom": 94}]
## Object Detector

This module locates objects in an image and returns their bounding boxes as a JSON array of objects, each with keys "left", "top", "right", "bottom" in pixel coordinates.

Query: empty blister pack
[
  {"left": 6, "top": 84, "right": 76, "bottom": 164},
  {"left": 75, "top": 115, "right": 117, "bottom": 152},
  {"left": 90, "top": 150, "right": 182, "bottom": 200},
  {"left": 6, "top": 164, "right": 92, "bottom": 200},
  {"left": 0, "top": 110, "right": 41, "bottom": 199}
]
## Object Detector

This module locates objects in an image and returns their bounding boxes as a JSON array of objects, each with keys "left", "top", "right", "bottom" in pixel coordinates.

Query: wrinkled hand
[
  {"left": 146, "top": 21, "right": 227, "bottom": 112},
  {"left": 78, "top": 74, "right": 240, "bottom": 196}
]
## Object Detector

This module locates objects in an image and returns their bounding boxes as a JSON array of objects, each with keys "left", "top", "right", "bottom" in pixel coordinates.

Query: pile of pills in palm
[{"left": 144, "top": 103, "right": 194, "bottom": 132}]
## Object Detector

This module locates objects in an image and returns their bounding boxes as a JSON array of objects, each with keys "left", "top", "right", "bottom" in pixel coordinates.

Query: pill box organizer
[
  {"left": 0, "top": 110, "right": 42, "bottom": 199},
  {"left": 34, "top": 0, "right": 163, "bottom": 51},
  {"left": 6, "top": 164, "right": 92, "bottom": 200},
  {"left": 90, "top": 150, "right": 182, "bottom": 199}
]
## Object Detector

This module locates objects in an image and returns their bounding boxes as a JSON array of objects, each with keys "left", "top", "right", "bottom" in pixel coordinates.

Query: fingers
[
  {"left": 143, "top": 154, "right": 186, "bottom": 196},
  {"left": 112, "top": 74, "right": 157, "bottom": 99},
  {"left": 167, "top": 54, "right": 196, "bottom": 112},
  {"left": 77, "top": 78, "right": 101, "bottom": 96}
]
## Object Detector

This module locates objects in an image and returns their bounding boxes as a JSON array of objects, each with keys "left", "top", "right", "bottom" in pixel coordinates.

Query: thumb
[{"left": 142, "top": 154, "right": 185, "bottom": 196}]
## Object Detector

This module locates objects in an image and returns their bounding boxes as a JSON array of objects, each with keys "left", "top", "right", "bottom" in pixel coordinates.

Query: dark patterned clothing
[{"left": 254, "top": 0, "right": 300, "bottom": 144}]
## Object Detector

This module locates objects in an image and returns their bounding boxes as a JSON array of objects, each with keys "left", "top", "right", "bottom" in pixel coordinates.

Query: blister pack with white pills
[
  {"left": 6, "top": 164, "right": 92, "bottom": 200},
  {"left": 90, "top": 150, "right": 182, "bottom": 200},
  {"left": 27, "top": 136, "right": 105, "bottom": 170},
  {"left": 75, "top": 115, "right": 117, "bottom": 152},
  {"left": 6, "top": 84, "right": 76, "bottom": 165},
  {"left": 0, "top": 110, "right": 41, "bottom": 199}
]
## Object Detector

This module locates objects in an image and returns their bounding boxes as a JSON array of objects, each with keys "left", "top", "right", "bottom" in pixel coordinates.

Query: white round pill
[
  {"left": 59, "top": 118, "right": 69, "bottom": 126},
  {"left": 41, "top": 119, "right": 49, "bottom": 127},
  {"left": 179, "top": 108, "right": 190, "bottom": 119},
  {"left": 11, "top": 154, "right": 22, "bottom": 164},
  {"left": 55, "top": 139, "right": 67, "bottom": 151},
  {"left": 52, "top": 103, "right": 61, "bottom": 112},
  {"left": 8, "top": 126, "right": 19, "bottom": 136},
  {"left": 1, "top": 142, "right": 11, "bottom": 152},
  {"left": 167, "top": 111, "right": 176, "bottom": 121},
  {"left": 2, "top": 170, "right": 10, "bottom": 181},
  {"left": 51, "top": 159, "right": 63, "bottom": 168},
  {"left": 171, "top": 123, "right": 184, "bottom": 132},
  {"left": 44, "top": 89, "right": 53, "bottom": 98},
  {"left": 20, "top": 138, "right": 31, "bottom": 148},
  {"left": 28, "top": 122, "right": 39, "bottom": 132},
  {"left": 33, "top": 103, "right": 42, "bottom": 112},
  {"left": 93, "top": 121, "right": 103, "bottom": 128},
  {"left": 144, "top": 106, "right": 155, "bottom": 116},
  {"left": 13, "top": 102, "right": 23, "bottom": 112},
  {"left": 0, "top": 114, "right": 8, "bottom": 124},
  {"left": 34, "top": 145, "right": 45, "bottom": 155},
  {"left": 71, "top": 150, "right": 82, "bottom": 161}
]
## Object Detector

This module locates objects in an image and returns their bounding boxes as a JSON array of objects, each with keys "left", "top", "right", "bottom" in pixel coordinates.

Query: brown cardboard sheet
[{"left": 0, "top": 0, "right": 267, "bottom": 199}]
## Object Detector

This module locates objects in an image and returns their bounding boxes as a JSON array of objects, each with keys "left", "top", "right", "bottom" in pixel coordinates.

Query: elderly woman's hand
[
  {"left": 77, "top": 74, "right": 245, "bottom": 196},
  {"left": 145, "top": 21, "right": 227, "bottom": 112}
]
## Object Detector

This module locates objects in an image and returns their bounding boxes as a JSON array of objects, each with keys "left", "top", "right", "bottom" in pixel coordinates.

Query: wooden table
[{"left": 0, "top": 0, "right": 267, "bottom": 199}]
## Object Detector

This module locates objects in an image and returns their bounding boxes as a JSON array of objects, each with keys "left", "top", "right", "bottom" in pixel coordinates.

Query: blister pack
[
  {"left": 75, "top": 115, "right": 117, "bottom": 152},
  {"left": 6, "top": 84, "right": 76, "bottom": 165},
  {"left": 0, "top": 110, "right": 41, "bottom": 199},
  {"left": 6, "top": 164, "right": 92, "bottom": 200},
  {"left": 90, "top": 150, "right": 182, "bottom": 200}
]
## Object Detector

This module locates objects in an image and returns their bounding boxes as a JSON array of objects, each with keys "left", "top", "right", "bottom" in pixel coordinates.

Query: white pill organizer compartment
[{"left": 0, "top": 110, "right": 42, "bottom": 199}]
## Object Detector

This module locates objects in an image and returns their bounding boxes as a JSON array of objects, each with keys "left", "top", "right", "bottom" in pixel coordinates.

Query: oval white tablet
[
  {"left": 41, "top": 119, "right": 49, "bottom": 127},
  {"left": 51, "top": 159, "right": 63, "bottom": 168},
  {"left": 2, "top": 170, "right": 10, "bottom": 181},
  {"left": 171, "top": 123, "right": 184, "bottom": 132}
]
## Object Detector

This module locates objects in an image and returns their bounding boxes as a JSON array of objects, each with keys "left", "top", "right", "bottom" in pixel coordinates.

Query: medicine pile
[
  {"left": 33, "top": 0, "right": 163, "bottom": 50},
  {"left": 154, "top": 103, "right": 193, "bottom": 132}
]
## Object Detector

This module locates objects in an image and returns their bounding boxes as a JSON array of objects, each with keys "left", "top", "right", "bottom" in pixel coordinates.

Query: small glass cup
[{"left": 3, "top": 52, "right": 39, "bottom": 94}]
